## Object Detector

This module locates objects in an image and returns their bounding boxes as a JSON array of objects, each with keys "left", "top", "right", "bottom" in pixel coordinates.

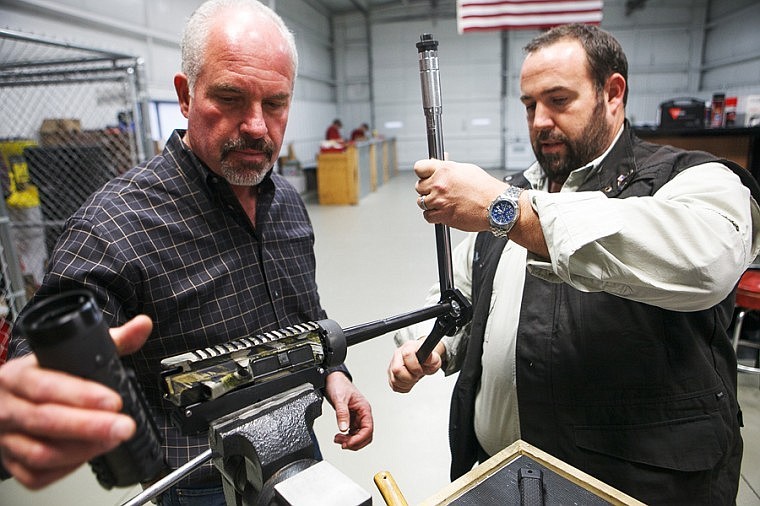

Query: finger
[
  {"left": 334, "top": 425, "right": 373, "bottom": 450},
  {"left": 420, "top": 351, "right": 442, "bottom": 375},
  {"left": 391, "top": 382, "right": 411, "bottom": 394},
  {"left": 30, "top": 404, "right": 135, "bottom": 441},
  {"left": 334, "top": 423, "right": 369, "bottom": 448},
  {"left": 111, "top": 314, "right": 152, "bottom": 356},
  {"left": 387, "top": 352, "right": 407, "bottom": 389},
  {"left": 0, "top": 411, "right": 133, "bottom": 490},
  {"left": 414, "top": 179, "right": 426, "bottom": 197},
  {"left": 420, "top": 209, "right": 437, "bottom": 225},
  {"left": 333, "top": 402, "right": 350, "bottom": 434},
  {"left": 388, "top": 368, "right": 414, "bottom": 393},
  {"left": 2, "top": 454, "right": 79, "bottom": 490},
  {"left": 401, "top": 345, "right": 424, "bottom": 377},
  {"left": 2, "top": 396, "right": 135, "bottom": 441},
  {"left": 388, "top": 345, "right": 424, "bottom": 392},
  {"left": 387, "top": 348, "right": 403, "bottom": 375},
  {"left": 413, "top": 159, "right": 430, "bottom": 179},
  {"left": 1, "top": 422, "right": 129, "bottom": 474},
  {"left": 334, "top": 411, "right": 373, "bottom": 450},
  {"left": 413, "top": 158, "right": 439, "bottom": 179},
  {"left": 418, "top": 194, "right": 435, "bottom": 212},
  {"left": 0, "top": 359, "right": 123, "bottom": 411}
]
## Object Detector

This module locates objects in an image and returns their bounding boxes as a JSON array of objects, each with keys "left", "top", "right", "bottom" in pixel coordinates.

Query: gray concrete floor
[{"left": 1, "top": 171, "right": 759, "bottom": 505}]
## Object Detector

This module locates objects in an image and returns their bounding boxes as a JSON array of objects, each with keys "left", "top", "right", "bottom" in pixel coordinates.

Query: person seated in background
[
  {"left": 0, "top": 1, "right": 374, "bottom": 504},
  {"left": 350, "top": 123, "right": 370, "bottom": 142},
  {"left": 325, "top": 118, "right": 343, "bottom": 141}
]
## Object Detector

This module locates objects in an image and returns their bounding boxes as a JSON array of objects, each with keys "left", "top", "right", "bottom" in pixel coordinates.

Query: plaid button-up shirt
[{"left": 10, "top": 130, "right": 328, "bottom": 483}]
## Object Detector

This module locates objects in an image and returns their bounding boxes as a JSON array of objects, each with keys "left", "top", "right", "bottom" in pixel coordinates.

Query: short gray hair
[{"left": 181, "top": 0, "right": 299, "bottom": 92}]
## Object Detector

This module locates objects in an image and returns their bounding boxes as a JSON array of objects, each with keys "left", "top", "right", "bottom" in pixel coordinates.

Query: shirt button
[{"left": 274, "top": 290, "right": 280, "bottom": 298}]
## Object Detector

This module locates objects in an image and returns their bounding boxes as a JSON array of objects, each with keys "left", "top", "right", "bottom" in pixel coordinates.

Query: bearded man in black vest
[{"left": 390, "top": 23, "right": 760, "bottom": 505}]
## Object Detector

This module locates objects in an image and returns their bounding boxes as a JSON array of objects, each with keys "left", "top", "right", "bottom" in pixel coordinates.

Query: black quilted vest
[{"left": 448, "top": 125, "right": 759, "bottom": 504}]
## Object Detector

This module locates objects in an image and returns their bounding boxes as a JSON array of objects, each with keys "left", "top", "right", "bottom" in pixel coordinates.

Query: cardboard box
[{"left": 38, "top": 118, "right": 82, "bottom": 146}]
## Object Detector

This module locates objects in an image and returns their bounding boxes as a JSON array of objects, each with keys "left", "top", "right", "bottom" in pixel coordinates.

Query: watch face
[{"left": 491, "top": 200, "right": 517, "bottom": 226}]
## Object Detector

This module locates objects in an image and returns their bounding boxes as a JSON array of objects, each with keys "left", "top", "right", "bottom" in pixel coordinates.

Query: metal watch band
[{"left": 489, "top": 185, "right": 523, "bottom": 238}]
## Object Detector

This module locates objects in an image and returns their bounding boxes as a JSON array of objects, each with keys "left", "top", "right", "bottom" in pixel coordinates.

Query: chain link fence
[{"left": 0, "top": 28, "right": 153, "bottom": 362}]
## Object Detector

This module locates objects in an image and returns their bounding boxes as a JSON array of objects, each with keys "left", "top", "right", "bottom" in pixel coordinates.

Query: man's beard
[
  {"left": 219, "top": 137, "right": 275, "bottom": 186},
  {"left": 532, "top": 96, "right": 610, "bottom": 184}
]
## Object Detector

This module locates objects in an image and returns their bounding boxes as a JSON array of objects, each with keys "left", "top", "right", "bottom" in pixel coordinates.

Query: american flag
[{"left": 457, "top": 0, "right": 604, "bottom": 33}]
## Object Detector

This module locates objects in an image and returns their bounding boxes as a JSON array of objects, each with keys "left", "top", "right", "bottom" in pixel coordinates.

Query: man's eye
[
  {"left": 217, "top": 95, "right": 239, "bottom": 104},
  {"left": 552, "top": 97, "right": 568, "bottom": 106}
]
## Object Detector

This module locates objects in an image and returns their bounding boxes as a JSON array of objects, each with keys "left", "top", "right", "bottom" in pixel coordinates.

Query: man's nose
[
  {"left": 241, "top": 103, "right": 267, "bottom": 137},
  {"left": 532, "top": 102, "right": 555, "bottom": 130}
]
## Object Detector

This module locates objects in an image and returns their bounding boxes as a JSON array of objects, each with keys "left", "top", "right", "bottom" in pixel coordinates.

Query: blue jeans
[{"left": 157, "top": 485, "right": 226, "bottom": 506}]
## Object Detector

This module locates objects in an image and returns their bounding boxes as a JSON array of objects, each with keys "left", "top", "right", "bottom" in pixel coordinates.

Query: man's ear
[
  {"left": 174, "top": 73, "right": 191, "bottom": 118},
  {"left": 606, "top": 72, "right": 626, "bottom": 109}
]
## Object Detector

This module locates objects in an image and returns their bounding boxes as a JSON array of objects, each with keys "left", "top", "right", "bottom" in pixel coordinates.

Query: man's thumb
[
  {"left": 335, "top": 404, "right": 350, "bottom": 433},
  {"left": 111, "top": 314, "right": 152, "bottom": 356}
]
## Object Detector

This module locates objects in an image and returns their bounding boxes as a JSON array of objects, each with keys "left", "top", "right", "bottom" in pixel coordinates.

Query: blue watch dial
[{"left": 491, "top": 200, "right": 517, "bottom": 226}]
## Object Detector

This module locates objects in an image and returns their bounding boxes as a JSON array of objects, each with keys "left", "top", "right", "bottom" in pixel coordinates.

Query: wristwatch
[{"left": 488, "top": 185, "right": 523, "bottom": 238}]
